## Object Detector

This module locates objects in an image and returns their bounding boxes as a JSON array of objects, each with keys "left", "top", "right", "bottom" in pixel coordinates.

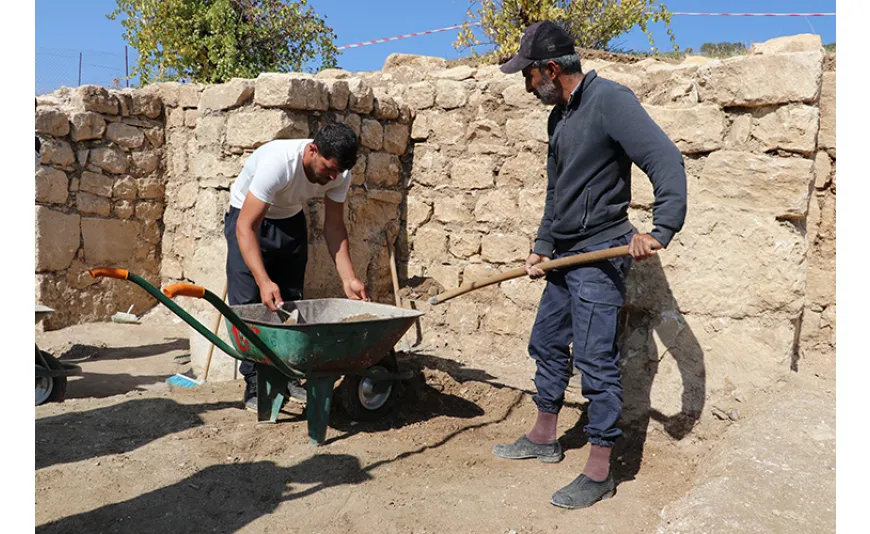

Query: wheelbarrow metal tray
[{"left": 226, "top": 299, "right": 423, "bottom": 373}]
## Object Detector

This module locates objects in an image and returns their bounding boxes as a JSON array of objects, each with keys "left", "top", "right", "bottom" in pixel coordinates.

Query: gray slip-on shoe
[
  {"left": 550, "top": 474, "right": 615, "bottom": 509},
  {"left": 492, "top": 435, "right": 564, "bottom": 463}
]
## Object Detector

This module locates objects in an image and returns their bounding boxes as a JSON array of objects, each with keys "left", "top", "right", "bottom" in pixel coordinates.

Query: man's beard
[{"left": 534, "top": 76, "right": 561, "bottom": 105}]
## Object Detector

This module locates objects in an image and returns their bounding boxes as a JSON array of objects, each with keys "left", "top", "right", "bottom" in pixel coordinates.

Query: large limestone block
[
  {"left": 360, "top": 119, "right": 383, "bottom": 150},
  {"left": 366, "top": 152, "right": 401, "bottom": 186},
  {"left": 322, "top": 79, "right": 350, "bottom": 111},
  {"left": 697, "top": 151, "right": 814, "bottom": 220},
  {"left": 421, "top": 110, "right": 467, "bottom": 145},
  {"left": 628, "top": 203, "right": 807, "bottom": 317},
  {"left": 502, "top": 82, "right": 540, "bottom": 108},
  {"left": 77, "top": 192, "right": 112, "bottom": 216},
  {"left": 192, "top": 152, "right": 245, "bottom": 180},
  {"left": 373, "top": 90, "right": 400, "bottom": 120},
  {"left": 518, "top": 188, "right": 545, "bottom": 226},
  {"left": 749, "top": 33, "right": 823, "bottom": 55},
  {"left": 474, "top": 190, "right": 518, "bottom": 223},
  {"left": 226, "top": 109, "right": 309, "bottom": 148},
  {"left": 194, "top": 114, "right": 226, "bottom": 146},
  {"left": 430, "top": 65, "right": 476, "bottom": 81},
  {"left": 434, "top": 194, "right": 475, "bottom": 224},
  {"left": 90, "top": 147, "right": 129, "bottom": 174},
  {"left": 412, "top": 224, "right": 448, "bottom": 263},
  {"left": 35, "top": 167, "right": 68, "bottom": 204},
  {"left": 406, "top": 197, "right": 433, "bottom": 234},
  {"left": 81, "top": 218, "right": 141, "bottom": 264},
  {"left": 74, "top": 85, "right": 119, "bottom": 114},
  {"left": 382, "top": 53, "right": 447, "bottom": 74},
  {"left": 481, "top": 233, "right": 529, "bottom": 264},
  {"left": 106, "top": 122, "right": 146, "bottom": 149},
  {"left": 40, "top": 139, "right": 75, "bottom": 167},
  {"left": 35, "top": 108, "right": 70, "bottom": 137},
  {"left": 434, "top": 80, "right": 468, "bottom": 109},
  {"left": 695, "top": 51, "right": 823, "bottom": 107},
  {"left": 35, "top": 207, "right": 80, "bottom": 271},
  {"left": 409, "top": 144, "right": 447, "bottom": 187},
  {"left": 198, "top": 79, "right": 254, "bottom": 111},
  {"left": 254, "top": 73, "right": 329, "bottom": 110},
  {"left": 644, "top": 105, "right": 725, "bottom": 154},
  {"left": 382, "top": 123, "right": 410, "bottom": 156},
  {"left": 346, "top": 78, "right": 374, "bottom": 114},
  {"left": 79, "top": 171, "right": 114, "bottom": 197},
  {"left": 818, "top": 72, "right": 835, "bottom": 155},
  {"left": 751, "top": 104, "right": 819, "bottom": 156},
  {"left": 497, "top": 151, "right": 546, "bottom": 188},
  {"left": 444, "top": 299, "right": 481, "bottom": 334},
  {"left": 451, "top": 156, "right": 495, "bottom": 189},
  {"left": 448, "top": 232, "right": 481, "bottom": 259},
  {"left": 403, "top": 81, "right": 436, "bottom": 110},
  {"left": 131, "top": 90, "right": 163, "bottom": 118},
  {"left": 505, "top": 110, "right": 549, "bottom": 144}
]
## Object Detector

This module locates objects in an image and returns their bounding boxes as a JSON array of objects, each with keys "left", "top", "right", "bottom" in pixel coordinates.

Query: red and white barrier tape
[{"left": 337, "top": 13, "right": 835, "bottom": 51}]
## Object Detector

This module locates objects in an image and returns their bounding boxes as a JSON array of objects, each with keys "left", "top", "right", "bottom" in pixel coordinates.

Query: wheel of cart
[
  {"left": 88, "top": 267, "right": 422, "bottom": 445},
  {"left": 35, "top": 305, "right": 82, "bottom": 406},
  {"left": 337, "top": 349, "right": 400, "bottom": 421}
]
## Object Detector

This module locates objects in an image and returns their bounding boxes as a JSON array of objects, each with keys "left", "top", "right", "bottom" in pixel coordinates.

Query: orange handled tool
[
  {"left": 163, "top": 283, "right": 207, "bottom": 299},
  {"left": 89, "top": 267, "right": 130, "bottom": 280}
]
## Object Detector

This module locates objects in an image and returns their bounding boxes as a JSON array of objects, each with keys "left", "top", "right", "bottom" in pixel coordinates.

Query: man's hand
[
  {"left": 629, "top": 233, "right": 662, "bottom": 261},
  {"left": 259, "top": 279, "right": 283, "bottom": 311},
  {"left": 524, "top": 253, "right": 549, "bottom": 279},
  {"left": 343, "top": 277, "right": 370, "bottom": 301}
]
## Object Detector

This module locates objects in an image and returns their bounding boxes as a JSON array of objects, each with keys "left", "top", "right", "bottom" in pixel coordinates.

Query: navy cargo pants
[
  {"left": 223, "top": 206, "right": 308, "bottom": 391},
  {"left": 529, "top": 231, "right": 633, "bottom": 447}
]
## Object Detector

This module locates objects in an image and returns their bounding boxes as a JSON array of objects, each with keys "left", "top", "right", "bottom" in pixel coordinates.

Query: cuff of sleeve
[
  {"left": 649, "top": 227, "right": 675, "bottom": 248},
  {"left": 533, "top": 239, "right": 554, "bottom": 257}
]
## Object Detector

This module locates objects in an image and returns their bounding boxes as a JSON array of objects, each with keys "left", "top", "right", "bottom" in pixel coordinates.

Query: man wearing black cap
[{"left": 491, "top": 21, "right": 687, "bottom": 509}]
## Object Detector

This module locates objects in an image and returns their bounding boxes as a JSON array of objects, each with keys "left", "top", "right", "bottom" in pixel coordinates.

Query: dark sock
[
  {"left": 583, "top": 445, "right": 612, "bottom": 481},
  {"left": 527, "top": 411, "right": 558, "bottom": 444}
]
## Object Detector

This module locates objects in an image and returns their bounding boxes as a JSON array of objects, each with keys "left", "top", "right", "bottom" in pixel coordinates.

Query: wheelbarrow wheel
[
  {"left": 338, "top": 350, "right": 399, "bottom": 422},
  {"left": 36, "top": 349, "right": 68, "bottom": 406}
]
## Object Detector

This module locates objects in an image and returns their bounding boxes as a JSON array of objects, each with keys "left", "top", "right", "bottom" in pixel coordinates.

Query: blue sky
[{"left": 35, "top": 0, "right": 836, "bottom": 94}]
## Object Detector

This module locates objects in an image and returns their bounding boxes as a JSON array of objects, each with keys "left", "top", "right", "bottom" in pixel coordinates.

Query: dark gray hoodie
[{"left": 532, "top": 70, "right": 687, "bottom": 256}]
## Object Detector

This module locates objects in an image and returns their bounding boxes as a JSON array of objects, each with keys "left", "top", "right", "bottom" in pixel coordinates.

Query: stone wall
[
  {"left": 35, "top": 85, "right": 165, "bottom": 330},
  {"left": 153, "top": 74, "right": 413, "bottom": 380},
  {"left": 34, "top": 34, "right": 835, "bottom": 434},
  {"left": 356, "top": 34, "right": 835, "bottom": 432}
]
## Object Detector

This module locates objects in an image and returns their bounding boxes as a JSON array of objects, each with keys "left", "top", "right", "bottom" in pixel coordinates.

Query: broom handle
[
  {"left": 429, "top": 245, "right": 641, "bottom": 305},
  {"left": 203, "top": 280, "right": 228, "bottom": 381}
]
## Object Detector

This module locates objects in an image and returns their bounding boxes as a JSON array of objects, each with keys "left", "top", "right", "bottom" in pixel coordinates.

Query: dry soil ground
[{"left": 35, "top": 306, "right": 833, "bottom": 533}]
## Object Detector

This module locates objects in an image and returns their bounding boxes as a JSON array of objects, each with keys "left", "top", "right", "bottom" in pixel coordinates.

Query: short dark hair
[
  {"left": 532, "top": 53, "right": 582, "bottom": 76},
  {"left": 313, "top": 123, "right": 359, "bottom": 171}
]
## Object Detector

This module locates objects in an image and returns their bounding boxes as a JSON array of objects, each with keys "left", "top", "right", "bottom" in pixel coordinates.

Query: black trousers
[{"left": 223, "top": 207, "right": 307, "bottom": 390}]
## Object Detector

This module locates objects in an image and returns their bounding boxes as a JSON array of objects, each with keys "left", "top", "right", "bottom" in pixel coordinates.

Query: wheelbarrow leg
[
  {"left": 305, "top": 375, "right": 339, "bottom": 445},
  {"left": 255, "top": 363, "right": 288, "bottom": 424}
]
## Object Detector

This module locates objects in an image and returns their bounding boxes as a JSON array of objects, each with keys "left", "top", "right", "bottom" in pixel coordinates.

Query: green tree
[
  {"left": 454, "top": 0, "right": 677, "bottom": 60},
  {"left": 108, "top": 0, "right": 339, "bottom": 85}
]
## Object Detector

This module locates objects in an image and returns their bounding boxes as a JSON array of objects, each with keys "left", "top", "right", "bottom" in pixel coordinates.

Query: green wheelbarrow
[{"left": 89, "top": 267, "right": 424, "bottom": 445}]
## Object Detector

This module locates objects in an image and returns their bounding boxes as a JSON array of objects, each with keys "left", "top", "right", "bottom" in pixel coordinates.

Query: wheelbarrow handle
[
  {"left": 163, "top": 283, "right": 206, "bottom": 299},
  {"left": 89, "top": 267, "right": 130, "bottom": 280}
]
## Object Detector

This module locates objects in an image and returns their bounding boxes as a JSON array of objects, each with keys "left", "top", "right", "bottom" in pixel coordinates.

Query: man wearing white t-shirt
[{"left": 224, "top": 123, "right": 367, "bottom": 411}]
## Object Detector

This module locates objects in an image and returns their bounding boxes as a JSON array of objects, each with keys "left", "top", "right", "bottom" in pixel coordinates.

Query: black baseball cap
[{"left": 499, "top": 20, "right": 576, "bottom": 74}]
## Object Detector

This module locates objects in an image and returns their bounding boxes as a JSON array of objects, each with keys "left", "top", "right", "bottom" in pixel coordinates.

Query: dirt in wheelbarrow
[{"left": 35, "top": 305, "right": 705, "bottom": 534}]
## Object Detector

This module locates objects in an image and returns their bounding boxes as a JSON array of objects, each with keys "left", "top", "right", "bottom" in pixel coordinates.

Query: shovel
[{"left": 428, "top": 244, "right": 652, "bottom": 305}]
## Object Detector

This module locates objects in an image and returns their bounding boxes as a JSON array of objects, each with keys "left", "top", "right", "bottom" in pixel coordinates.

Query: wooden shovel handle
[
  {"left": 428, "top": 245, "right": 636, "bottom": 305},
  {"left": 163, "top": 283, "right": 206, "bottom": 299}
]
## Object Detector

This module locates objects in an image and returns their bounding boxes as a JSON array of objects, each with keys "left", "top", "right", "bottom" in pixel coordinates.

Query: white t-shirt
[{"left": 229, "top": 139, "right": 352, "bottom": 219}]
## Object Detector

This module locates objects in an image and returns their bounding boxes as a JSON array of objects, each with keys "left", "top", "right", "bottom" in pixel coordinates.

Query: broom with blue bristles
[{"left": 166, "top": 281, "right": 227, "bottom": 388}]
